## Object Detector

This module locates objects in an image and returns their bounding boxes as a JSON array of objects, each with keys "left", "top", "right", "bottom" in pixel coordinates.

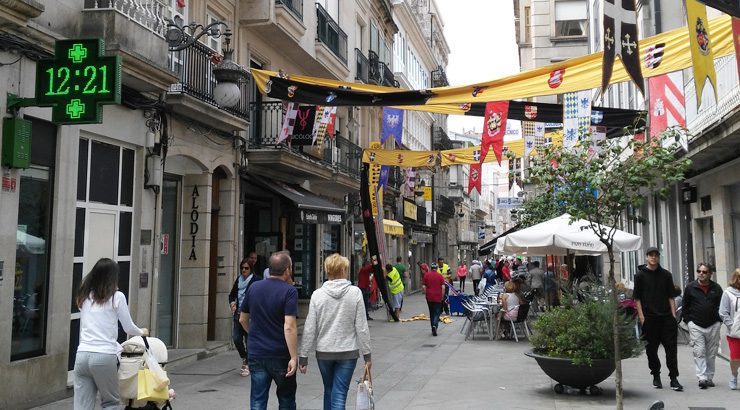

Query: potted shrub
[{"left": 526, "top": 293, "right": 643, "bottom": 395}]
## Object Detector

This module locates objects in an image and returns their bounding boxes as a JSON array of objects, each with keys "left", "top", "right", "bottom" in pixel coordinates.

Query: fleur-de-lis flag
[
  {"left": 602, "top": 0, "right": 645, "bottom": 95},
  {"left": 687, "top": 0, "right": 718, "bottom": 108}
]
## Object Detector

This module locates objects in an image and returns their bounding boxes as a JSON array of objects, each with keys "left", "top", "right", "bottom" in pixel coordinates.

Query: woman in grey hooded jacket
[
  {"left": 299, "top": 253, "right": 371, "bottom": 409},
  {"left": 719, "top": 268, "right": 740, "bottom": 390}
]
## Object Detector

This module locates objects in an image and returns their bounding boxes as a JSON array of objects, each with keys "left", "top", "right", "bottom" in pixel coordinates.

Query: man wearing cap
[{"left": 634, "top": 246, "right": 683, "bottom": 391}]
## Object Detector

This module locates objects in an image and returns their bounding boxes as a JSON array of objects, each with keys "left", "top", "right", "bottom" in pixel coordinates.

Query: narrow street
[{"left": 38, "top": 292, "right": 736, "bottom": 410}]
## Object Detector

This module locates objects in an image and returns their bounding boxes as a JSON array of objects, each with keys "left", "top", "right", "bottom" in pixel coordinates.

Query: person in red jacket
[
  {"left": 422, "top": 266, "right": 447, "bottom": 336},
  {"left": 357, "top": 260, "right": 374, "bottom": 320}
]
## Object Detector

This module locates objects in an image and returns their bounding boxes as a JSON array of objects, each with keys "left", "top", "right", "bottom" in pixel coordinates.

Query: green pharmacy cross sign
[{"left": 34, "top": 39, "right": 121, "bottom": 124}]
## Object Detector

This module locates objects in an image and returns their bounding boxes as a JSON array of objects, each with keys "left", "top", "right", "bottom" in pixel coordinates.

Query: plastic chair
[
  {"left": 505, "top": 303, "right": 532, "bottom": 342},
  {"left": 461, "top": 299, "right": 490, "bottom": 340}
]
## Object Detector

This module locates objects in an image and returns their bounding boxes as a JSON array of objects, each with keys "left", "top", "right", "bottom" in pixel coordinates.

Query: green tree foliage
[{"left": 525, "top": 129, "right": 691, "bottom": 409}]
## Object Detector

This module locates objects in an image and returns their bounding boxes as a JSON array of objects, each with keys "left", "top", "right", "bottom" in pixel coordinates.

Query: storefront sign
[
  {"left": 189, "top": 186, "right": 200, "bottom": 260},
  {"left": 496, "top": 196, "right": 523, "bottom": 209},
  {"left": 422, "top": 186, "right": 432, "bottom": 201},
  {"left": 300, "top": 210, "right": 344, "bottom": 225},
  {"left": 403, "top": 199, "right": 417, "bottom": 221},
  {"left": 161, "top": 233, "right": 169, "bottom": 255},
  {"left": 412, "top": 232, "right": 433, "bottom": 243}
]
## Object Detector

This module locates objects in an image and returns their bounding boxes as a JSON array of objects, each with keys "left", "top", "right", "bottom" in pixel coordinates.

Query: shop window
[
  {"left": 12, "top": 118, "right": 56, "bottom": 361},
  {"left": 554, "top": 0, "right": 586, "bottom": 38},
  {"left": 89, "top": 140, "right": 120, "bottom": 205},
  {"left": 77, "top": 139, "right": 88, "bottom": 201}
]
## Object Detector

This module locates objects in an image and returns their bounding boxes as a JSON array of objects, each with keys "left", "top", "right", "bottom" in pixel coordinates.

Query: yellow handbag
[{"left": 137, "top": 368, "right": 169, "bottom": 402}]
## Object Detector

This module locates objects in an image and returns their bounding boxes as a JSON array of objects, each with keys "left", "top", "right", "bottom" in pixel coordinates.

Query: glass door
[{"left": 158, "top": 176, "right": 180, "bottom": 346}]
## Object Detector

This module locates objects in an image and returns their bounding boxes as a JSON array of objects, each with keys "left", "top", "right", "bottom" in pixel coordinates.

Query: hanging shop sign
[
  {"left": 403, "top": 199, "right": 417, "bottom": 221},
  {"left": 496, "top": 197, "right": 523, "bottom": 209},
  {"left": 35, "top": 38, "right": 121, "bottom": 124}
]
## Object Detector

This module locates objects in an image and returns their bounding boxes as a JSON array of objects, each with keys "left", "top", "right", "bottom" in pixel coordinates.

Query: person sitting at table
[{"left": 496, "top": 281, "right": 523, "bottom": 339}]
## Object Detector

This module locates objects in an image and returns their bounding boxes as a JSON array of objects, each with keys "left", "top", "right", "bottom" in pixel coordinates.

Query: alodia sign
[{"left": 35, "top": 39, "right": 121, "bottom": 124}]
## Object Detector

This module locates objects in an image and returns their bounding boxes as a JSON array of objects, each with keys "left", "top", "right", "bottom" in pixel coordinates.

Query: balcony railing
[
  {"left": 368, "top": 50, "right": 399, "bottom": 88},
  {"left": 686, "top": 55, "right": 740, "bottom": 136},
  {"left": 431, "top": 66, "right": 449, "bottom": 87},
  {"left": 316, "top": 3, "right": 347, "bottom": 63},
  {"left": 83, "top": 0, "right": 168, "bottom": 37},
  {"left": 169, "top": 40, "right": 250, "bottom": 118},
  {"left": 355, "top": 48, "right": 369, "bottom": 83},
  {"left": 277, "top": 0, "right": 303, "bottom": 20},
  {"left": 249, "top": 101, "right": 362, "bottom": 178}
]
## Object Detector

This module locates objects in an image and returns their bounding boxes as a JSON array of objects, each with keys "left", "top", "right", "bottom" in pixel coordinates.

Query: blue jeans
[
  {"left": 317, "top": 358, "right": 358, "bottom": 410},
  {"left": 232, "top": 315, "right": 248, "bottom": 360},
  {"left": 248, "top": 358, "right": 297, "bottom": 410},
  {"left": 427, "top": 301, "right": 442, "bottom": 329}
]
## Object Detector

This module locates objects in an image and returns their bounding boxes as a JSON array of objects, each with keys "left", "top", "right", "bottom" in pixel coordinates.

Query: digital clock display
[{"left": 35, "top": 39, "right": 121, "bottom": 125}]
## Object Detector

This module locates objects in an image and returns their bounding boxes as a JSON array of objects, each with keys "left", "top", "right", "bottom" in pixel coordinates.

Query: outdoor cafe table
[{"left": 474, "top": 298, "right": 501, "bottom": 340}]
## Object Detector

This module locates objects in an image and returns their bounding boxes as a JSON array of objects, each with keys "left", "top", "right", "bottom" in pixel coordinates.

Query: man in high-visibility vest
[{"left": 386, "top": 263, "right": 404, "bottom": 321}]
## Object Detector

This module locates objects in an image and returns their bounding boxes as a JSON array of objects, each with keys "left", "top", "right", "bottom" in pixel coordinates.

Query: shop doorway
[
  {"left": 207, "top": 168, "right": 227, "bottom": 340},
  {"left": 158, "top": 176, "right": 180, "bottom": 346}
]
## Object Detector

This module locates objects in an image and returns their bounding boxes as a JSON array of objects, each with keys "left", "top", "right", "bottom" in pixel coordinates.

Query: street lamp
[{"left": 165, "top": 19, "right": 249, "bottom": 108}]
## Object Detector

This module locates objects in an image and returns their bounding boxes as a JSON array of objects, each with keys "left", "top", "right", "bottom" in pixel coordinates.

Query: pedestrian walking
[
  {"left": 682, "top": 262, "right": 723, "bottom": 389},
  {"left": 228, "top": 257, "right": 262, "bottom": 377},
  {"left": 358, "top": 260, "right": 374, "bottom": 320},
  {"left": 437, "top": 258, "right": 452, "bottom": 315},
  {"left": 239, "top": 251, "right": 299, "bottom": 409},
  {"left": 394, "top": 256, "right": 410, "bottom": 296},
  {"left": 299, "top": 253, "right": 372, "bottom": 410},
  {"left": 422, "top": 262, "right": 446, "bottom": 336},
  {"left": 457, "top": 262, "right": 468, "bottom": 292},
  {"left": 469, "top": 260, "right": 483, "bottom": 296},
  {"left": 74, "top": 258, "right": 148, "bottom": 410},
  {"left": 634, "top": 246, "right": 683, "bottom": 391},
  {"left": 719, "top": 268, "right": 740, "bottom": 390},
  {"left": 386, "top": 263, "right": 404, "bottom": 321},
  {"left": 528, "top": 261, "right": 545, "bottom": 309}
]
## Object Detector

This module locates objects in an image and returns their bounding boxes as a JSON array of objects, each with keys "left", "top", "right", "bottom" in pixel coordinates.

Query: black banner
[{"left": 360, "top": 164, "right": 398, "bottom": 321}]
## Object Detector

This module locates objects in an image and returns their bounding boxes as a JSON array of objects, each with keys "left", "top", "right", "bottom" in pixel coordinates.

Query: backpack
[{"left": 731, "top": 292, "right": 740, "bottom": 339}]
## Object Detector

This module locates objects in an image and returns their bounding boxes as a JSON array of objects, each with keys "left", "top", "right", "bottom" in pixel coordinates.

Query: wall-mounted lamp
[{"left": 165, "top": 19, "right": 249, "bottom": 108}]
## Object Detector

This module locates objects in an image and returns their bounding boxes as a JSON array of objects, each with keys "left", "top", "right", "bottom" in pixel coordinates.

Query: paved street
[{"left": 37, "top": 292, "right": 738, "bottom": 410}]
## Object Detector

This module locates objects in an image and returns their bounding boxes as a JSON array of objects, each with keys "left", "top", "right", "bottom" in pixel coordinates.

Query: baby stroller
[{"left": 119, "top": 336, "right": 174, "bottom": 410}]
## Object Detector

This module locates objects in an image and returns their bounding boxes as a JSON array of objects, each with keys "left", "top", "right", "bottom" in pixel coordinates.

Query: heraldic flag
[
  {"left": 732, "top": 17, "right": 740, "bottom": 81},
  {"left": 468, "top": 163, "right": 481, "bottom": 195},
  {"left": 687, "top": 0, "right": 718, "bottom": 108},
  {"left": 481, "top": 101, "right": 509, "bottom": 165},
  {"left": 648, "top": 72, "right": 686, "bottom": 138},
  {"left": 381, "top": 107, "right": 404, "bottom": 146},
  {"left": 602, "top": 0, "right": 645, "bottom": 94}
]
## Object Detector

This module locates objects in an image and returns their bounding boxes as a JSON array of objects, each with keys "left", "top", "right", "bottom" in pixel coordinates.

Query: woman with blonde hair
[
  {"left": 496, "top": 280, "right": 522, "bottom": 339},
  {"left": 719, "top": 268, "right": 740, "bottom": 390},
  {"left": 299, "top": 253, "right": 371, "bottom": 409}
]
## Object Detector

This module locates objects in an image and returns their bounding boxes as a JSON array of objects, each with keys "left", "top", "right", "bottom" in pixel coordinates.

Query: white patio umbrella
[{"left": 496, "top": 213, "right": 641, "bottom": 256}]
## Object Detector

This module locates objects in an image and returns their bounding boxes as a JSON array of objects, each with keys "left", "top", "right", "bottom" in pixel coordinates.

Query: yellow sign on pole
[{"left": 422, "top": 186, "right": 432, "bottom": 201}]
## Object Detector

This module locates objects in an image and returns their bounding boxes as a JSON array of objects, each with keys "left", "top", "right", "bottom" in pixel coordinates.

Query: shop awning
[
  {"left": 479, "top": 225, "right": 520, "bottom": 256},
  {"left": 252, "top": 176, "right": 345, "bottom": 224},
  {"left": 383, "top": 219, "right": 404, "bottom": 236}
]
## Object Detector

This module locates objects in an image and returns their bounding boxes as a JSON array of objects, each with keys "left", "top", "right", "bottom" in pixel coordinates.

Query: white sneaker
[{"left": 730, "top": 377, "right": 737, "bottom": 390}]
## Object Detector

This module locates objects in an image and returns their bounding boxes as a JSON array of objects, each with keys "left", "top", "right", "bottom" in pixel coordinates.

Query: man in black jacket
[
  {"left": 634, "top": 247, "right": 683, "bottom": 391},
  {"left": 682, "top": 262, "right": 723, "bottom": 389}
]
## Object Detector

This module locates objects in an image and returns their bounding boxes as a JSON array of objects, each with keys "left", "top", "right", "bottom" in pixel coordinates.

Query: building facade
[{"left": 0, "top": 0, "right": 451, "bottom": 406}]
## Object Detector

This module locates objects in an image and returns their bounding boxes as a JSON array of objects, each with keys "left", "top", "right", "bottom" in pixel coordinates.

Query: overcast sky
[{"left": 436, "top": 0, "right": 520, "bottom": 134}]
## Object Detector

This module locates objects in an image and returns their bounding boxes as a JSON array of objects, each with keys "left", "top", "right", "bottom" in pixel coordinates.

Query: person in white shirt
[{"left": 74, "top": 258, "right": 148, "bottom": 410}]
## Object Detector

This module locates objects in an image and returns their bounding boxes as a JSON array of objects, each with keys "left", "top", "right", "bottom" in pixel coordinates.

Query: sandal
[{"left": 240, "top": 362, "right": 250, "bottom": 377}]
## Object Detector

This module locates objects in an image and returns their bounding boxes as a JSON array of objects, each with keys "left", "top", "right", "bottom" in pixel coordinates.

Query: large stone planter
[{"left": 525, "top": 350, "right": 615, "bottom": 395}]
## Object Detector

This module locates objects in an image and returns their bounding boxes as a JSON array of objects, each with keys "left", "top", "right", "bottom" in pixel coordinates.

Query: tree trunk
[{"left": 608, "top": 247, "right": 623, "bottom": 410}]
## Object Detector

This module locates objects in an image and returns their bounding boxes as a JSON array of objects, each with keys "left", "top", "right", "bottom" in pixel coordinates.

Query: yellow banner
[
  {"left": 686, "top": 0, "right": 718, "bottom": 108},
  {"left": 362, "top": 149, "right": 439, "bottom": 167},
  {"left": 252, "top": 15, "right": 732, "bottom": 111}
]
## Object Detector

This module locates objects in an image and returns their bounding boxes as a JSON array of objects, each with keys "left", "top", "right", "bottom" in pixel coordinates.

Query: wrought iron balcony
[
  {"left": 316, "top": 3, "right": 347, "bottom": 63},
  {"left": 355, "top": 48, "right": 369, "bottom": 83},
  {"left": 83, "top": 0, "right": 168, "bottom": 37},
  {"left": 276, "top": 0, "right": 303, "bottom": 20},
  {"left": 168, "top": 40, "right": 250, "bottom": 118},
  {"left": 368, "top": 50, "right": 399, "bottom": 88},
  {"left": 433, "top": 126, "right": 453, "bottom": 150},
  {"left": 431, "top": 66, "right": 449, "bottom": 87},
  {"left": 248, "top": 101, "right": 361, "bottom": 178}
]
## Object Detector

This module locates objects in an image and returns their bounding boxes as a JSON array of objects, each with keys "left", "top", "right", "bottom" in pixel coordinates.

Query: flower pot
[{"left": 525, "top": 350, "right": 615, "bottom": 394}]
